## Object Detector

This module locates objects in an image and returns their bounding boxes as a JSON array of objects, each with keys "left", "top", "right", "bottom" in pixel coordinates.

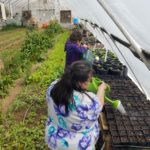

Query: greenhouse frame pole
[
  {"left": 97, "top": 0, "right": 150, "bottom": 70},
  {"left": 9, "top": 1, "right": 13, "bottom": 19},
  {"left": 28, "top": 0, "right": 29, "bottom": 10}
]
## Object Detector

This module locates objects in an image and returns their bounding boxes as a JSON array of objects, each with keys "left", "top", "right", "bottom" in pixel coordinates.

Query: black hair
[
  {"left": 69, "top": 30, "right": 82, "bottom": 42},
  {"left": 50, "top": 60, "right": 93, "bottom": 113}
]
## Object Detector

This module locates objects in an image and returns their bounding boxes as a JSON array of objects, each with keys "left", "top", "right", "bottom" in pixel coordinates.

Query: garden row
[
  {"left": 0, "top": 24, "right": 69, "bottom": 149},
  {"left": 0, "top": 21, "right": 63, "bottom": 98}
]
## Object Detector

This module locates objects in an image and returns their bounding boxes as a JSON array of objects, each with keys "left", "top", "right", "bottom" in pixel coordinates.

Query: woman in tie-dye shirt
[{"left": 45, "top": 61, "right": 107, "bottom": 150}]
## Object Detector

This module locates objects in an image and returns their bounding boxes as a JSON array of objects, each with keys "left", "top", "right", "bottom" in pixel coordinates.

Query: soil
[
  {"left": 110, "top": 125, "right": 117, "bottom": 130},
  {"left": 117, "top": 126, "right": 125, "bottom": 131},
  {"left": 0, "top": 57, "right": 44, "bottom": 116},
  {"left": 125, "top": 126, "right": 133, "bottom": 130},
  {"left": 120, "top": 137, "right": 128, "bottom": 143},
  {"left": 13, "top": 109, "right": 26, "bottom": 122},
  {"left": 112, "top": 137, "right": 120, "bottom": 144},
  {"left": 119, "top": 131, "right": 127, "bottom": 136},
  {"left": 1, "top": 78, "right": 24, "bottom": 115},
  {"left": 126, "top": 130, "right": 135, "bottom": 136},
  {"left": 0, "top": 38, "right": 24, "bottom": 51},
  {"left": 111, "top": 130, "right": 118, "bottom": 136}
]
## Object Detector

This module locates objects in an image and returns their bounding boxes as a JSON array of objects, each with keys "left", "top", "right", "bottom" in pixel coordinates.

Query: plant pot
[
  {"left": 122, "top": 65, "right": 128, "bottom": 77},
  {"left": 108, "top": 68, "right": 122, "bottom": 76},
  {"left": 82, "top": 29, "right": 88, "bottom": 37},
  {"left": 110, "top": 125, "right": 117, "bottom": 131},
  {"left": 127, "top": 130, "right": 135, "bottom": 136},
  {"left": 120, "top": 137, "right": 128, "bottom": 143},
  {"left": 117, "top": 126, "right": 125, "bottom": 131},
  {"left": 112, "top": 136, "right": 121, "bottom": 144},
  {"left": 119, "top": 130, "right": 127, "bottom": 136},
  {"left": 125, "top": 126, "right": 133, "bottom": 131},
  {"left": 97, "top": 68, "right": 108, "bottom": 75},
  {"left": 111, "top": 130, "right": 119, "bottom": 136},
  {"left": 92, "top": 63, "right": 99, "bottom": 73},
  {"left": 106, "top": 114, "right": 114, "bottom": 119}
]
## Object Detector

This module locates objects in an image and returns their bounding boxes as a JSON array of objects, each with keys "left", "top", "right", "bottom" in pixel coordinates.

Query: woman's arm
[
  {"left": 65, "top": 40, "right": 88, "bottom": 54},
  {"left": 96, "top": 81, "right": 107, "bottom": 107},
  {"left": 74, "top": 44, "right": 88, "bottom": 53}
]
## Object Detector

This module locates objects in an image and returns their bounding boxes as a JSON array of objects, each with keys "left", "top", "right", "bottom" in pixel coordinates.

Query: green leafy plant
[
  {"left": 1, "top": 23, "right": 22, "bottom": 31},
  {"left": 45, "top": 20, "right": 63, "bottom": 37},
  {"left": 27, "top": 32, "right": 69, "bottom": 86},
  {"left": 0, "top": 23, "right": 63, "bottom": 97},
  {"left": 21, "top": 31, "right": 53, "bottom": 62}
]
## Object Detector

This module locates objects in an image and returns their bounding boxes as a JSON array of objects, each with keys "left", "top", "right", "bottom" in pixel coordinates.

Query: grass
[{"left": 0, "top": 28, "right": 26, "bottom": 51}]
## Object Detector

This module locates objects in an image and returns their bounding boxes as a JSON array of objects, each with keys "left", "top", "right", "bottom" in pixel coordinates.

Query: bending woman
[{"left": 45, "top": 60, "right": 107, "bottom": 150}]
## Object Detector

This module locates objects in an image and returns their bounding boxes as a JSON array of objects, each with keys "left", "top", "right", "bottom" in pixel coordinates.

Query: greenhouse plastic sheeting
[
  {"left": 64, "top": 0, "right": 150, "bottom": 99},
  {"left": 105, "top": 0, "right": 150, "bottom": 52},
  {"left": 65, "top": 0, "right": 150, "bottom": 52}
]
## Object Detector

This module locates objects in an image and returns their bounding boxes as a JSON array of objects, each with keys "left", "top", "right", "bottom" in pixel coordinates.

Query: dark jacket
[{"left": 65, "top": 40, "right": 87, "bottom": 68}]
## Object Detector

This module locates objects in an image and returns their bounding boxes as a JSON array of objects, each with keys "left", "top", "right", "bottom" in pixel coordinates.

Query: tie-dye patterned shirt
[{"left": 45, "top": 80, "right": 103, "bottom": 150}]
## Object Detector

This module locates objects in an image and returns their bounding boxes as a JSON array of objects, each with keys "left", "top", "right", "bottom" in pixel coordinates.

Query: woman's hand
[
  {"left": 97, "top": 81, "right": 107, "bottom": 107},
  {"left": 82, "top": 44, "right": 88, "bottom": 48},
  {"left": 98, "top": 81, "right": 107, "bottom": 92}
]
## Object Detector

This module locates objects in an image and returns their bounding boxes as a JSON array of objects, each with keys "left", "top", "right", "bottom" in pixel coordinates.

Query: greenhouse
[{"left": 0, "top": 0, "right": 150, "bottom": 149}]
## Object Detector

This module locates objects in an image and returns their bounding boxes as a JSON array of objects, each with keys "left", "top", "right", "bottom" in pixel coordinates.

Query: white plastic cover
[{"left": 105, "top": 0, "right": 150, "bottom": 52}]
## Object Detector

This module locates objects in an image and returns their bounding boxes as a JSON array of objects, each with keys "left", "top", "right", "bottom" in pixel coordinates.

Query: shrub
[
  {"left": 21, "top": 31, "right": 53, "bottom": 62},
  {"left": 45, "top": 21, "right": 63, "bottom": 37}
]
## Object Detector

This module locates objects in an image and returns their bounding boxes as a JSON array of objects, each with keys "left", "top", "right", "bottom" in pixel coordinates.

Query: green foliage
[
  {"left": 0, "top": 122, "right": 47, "bottom": 150},
  {"left": 45, "top": 21, "right": 63, "bottom": 37},
  {"left": 0, "top": 84, "right": 47, "bottom": 149},
  {"left": 0, "top": 75, "right": 13, "bottom": 97},
  {"left": 1, "top": 23, "right": 22, "bottom": 31},
  {"left": 0, "top": 30, "right": 69, "bottom": 149},
  {"left": 0, "top": 50, "right": 31, "bottom": 97},
  {"left": 10, "top": 85, "right": 45, "bottom": 113},
  {"left": 1, "top": 51, "right": 24, "bottom": 79},
  {"left": 27, "top": 32, "right": 69, "bottom": 86},
  {"left": 21, "top": 31, "right": 53, "bottom": 62},
  {"left": 0, "top": 22, "right": 63, "bottom": 97}
]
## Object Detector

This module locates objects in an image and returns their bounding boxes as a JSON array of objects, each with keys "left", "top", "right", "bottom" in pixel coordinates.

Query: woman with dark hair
[
  {"left": 45, "top": 60, "right": 107, "bottom": 150},
  {"left": 64, "top": 30, "right": 88, "bottom": 68}
]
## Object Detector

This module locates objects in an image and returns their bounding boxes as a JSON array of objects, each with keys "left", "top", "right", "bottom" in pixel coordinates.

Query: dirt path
[
  {"left": 0, "top": 28, "right": 26, "bottom": 51},
  {"left": 0, "top": 62, "right": 42, "bottom": 115},
  {"left": 1, "top": 78, "right": 24, "bottom": 115}
]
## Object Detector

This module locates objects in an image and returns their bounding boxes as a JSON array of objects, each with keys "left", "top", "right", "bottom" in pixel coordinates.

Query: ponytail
[{"left": 50, "top": 68, "right": 74, "bottom": 113}]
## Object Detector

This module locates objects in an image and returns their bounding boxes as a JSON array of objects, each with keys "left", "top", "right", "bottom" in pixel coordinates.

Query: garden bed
[{"left": 0, "top": 23, "right": 68, "bottom": 149}]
